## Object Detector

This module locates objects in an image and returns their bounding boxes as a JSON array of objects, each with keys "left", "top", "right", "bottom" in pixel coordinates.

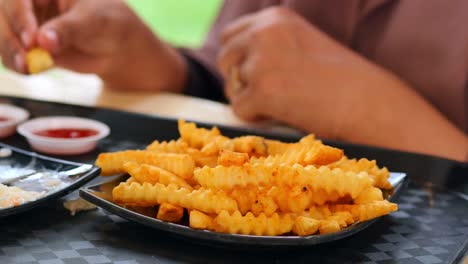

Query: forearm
[{"left": 341, "top": 65, "right": 467, "bottom": 162}]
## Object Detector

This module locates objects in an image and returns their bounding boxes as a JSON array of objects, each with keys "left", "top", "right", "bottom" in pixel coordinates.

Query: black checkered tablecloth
[{"left": 0, "top": 182, "right": 466, "bottom": 264}]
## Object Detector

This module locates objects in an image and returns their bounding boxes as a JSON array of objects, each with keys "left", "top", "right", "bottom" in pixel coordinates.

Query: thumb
[{"left": 36, "top": 11, "right": 79, "bottom": 55}]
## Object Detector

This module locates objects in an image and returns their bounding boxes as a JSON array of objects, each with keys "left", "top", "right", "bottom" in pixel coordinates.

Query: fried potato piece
[
  {"left": 331, "top": 200, "right": 398, "bottom": 222},
  {"left": 282, "top": 165, "right": 373, "bottom": 199},
  {"left": 186, "top": 148, "right": 219, "bottom": 167},
  {"left": 123, "top": 162, "right": 192, "bottom": 190},
  {"left": 189, "top": 210, "right": 214, "bottom": 230},
  {"left": 112, "top": 182, "right": 238, "bottom": 214},
  {"left": 194, "top": 163, "right": 273, "bottom": 190},
  {"left": 293, "top": 216, "right": 320, "bottom": 236},
  {"left": 231, "top": 136, "right": 267, "bottom": 157},
  {"left": 178, "top": 120, "right": 222, "bottom": 149},
  {"left": 217, "top": 149, "right": 249, "bottom": 166},
  {"left": 302, "top": 206, "right": 332, "bottom": 220},
  {"left": 156, "top": 203, "right": 184, "bottom": 223},
  {"left": 264, "top": 139, "right": 292, "bottom": 156},
  {"left": 213, "top": 210, "right": 295, "bottom": 236},
  {"left": 251, "top": 142, "right": 343, "bottom": 166},
  {"left": 146, "top": 139, "right": 188, "bottom": 153},
  {"left": 96, "top": 150, "right": 195, "bottom": 179},
  {"left": 26, "top": 48, "right": 54, "bottom": 74},
  {"left": 195, "top": 164, "right": 372, "bottom": 199},
  {"left": 354, "top": 187, "right": 383, "bottom": 204},
  {"left": 328, "top": 157, "right": 391, "bottom": 189},
  {"left": 318, "top": 219, "right": 341, "bottom": 234}
]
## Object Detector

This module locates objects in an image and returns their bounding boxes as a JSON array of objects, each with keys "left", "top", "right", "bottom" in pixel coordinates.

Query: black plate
[
  {"left": 80, "top": 173, "right": 407, "bottom": 247},
  {"left": 0, "top": 142, "right": 100, "bottom": 217}
]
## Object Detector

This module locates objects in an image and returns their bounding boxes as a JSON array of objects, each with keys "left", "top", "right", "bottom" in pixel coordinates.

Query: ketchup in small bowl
[
  {"left": 17, "top": 116, "right": 110, "bottom": 155},
  {"left": 0, "top": 104, "right": 30, "bottom": 138}
]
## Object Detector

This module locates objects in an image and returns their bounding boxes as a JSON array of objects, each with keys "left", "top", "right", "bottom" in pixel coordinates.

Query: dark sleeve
[{"left": 181, "top": 52, "right": 227, "bottom": 103}]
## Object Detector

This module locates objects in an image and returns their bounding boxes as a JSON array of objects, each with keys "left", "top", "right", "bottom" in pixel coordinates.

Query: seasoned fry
[
  {"left": 96, "top": 150, "right": 195, "bottom": 179},
  {"left": 354, "top": 187, "right": 383, "bottom": 204},
  {"left": 331, "top": 200, "right": 398, "bottom": 222},
  {"left": 251, "top": 143, "right": 343, "bottom": 166},
  {"left": 293, "top": 216, "right": 320, "bottom": 236},
  {"left": 213, "top": 211, "right": 295, "bottom": 236},
  {"left": 217, "top": 149, "right": 249, "bottom": 166},
  {"left": 189, "top": 210, "right": 214, "bottom": 230},
  {"left": 178, "top": 120, "right": 221, "bottom": 149},
  {"left": 156, "top": 203, "right": 184, "bottom": 223},
  {"left": 123, "top": 162, "right": 192, "bottom": 190},
  {"left": 328, "top": 157, "right": 391, "bottom": 189},
  {"left": 231, "top": 136, "right": 267, "bottom": 156},
  {"left": 146, "top": 139, "right": 188, "bottom": 153},
  {"left": 112, "top": 182, "right": 238, "bottom": 214},
  {"left": 26, "top": 48, "right": 54, "bottom": 74}
]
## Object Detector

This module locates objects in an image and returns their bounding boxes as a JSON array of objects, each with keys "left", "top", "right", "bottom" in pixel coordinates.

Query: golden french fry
[
  {"left": 156, "top": 203, "right": 184, "bottom": 223},
  {"left": 178, "top": 120, "right": 221, "bottom": 149},
  {"left": 331, "top": 200, "right": 398, "bottom": 222},
  {"left": 26, "top": 48, "right": 54, "bottom": 74},
  {"left": 231, "top": 136, "right": 267, "bottom": 157},
  {"left": 189, "top": 210, "right": 214, "bottom": 230},
  {"left": 354, "top": 187, "right": 383, "bottom": 204},
  {"left": 96, "top": 150, "right": 195, "bottom": 179},
  {"left": 318, "top": 219, "right": 341, "bottom": 234},
  {"left": 123, "top": 162, "right": 192, "bottom": 190},
  {"left": 146, "top": 139, "right": 188, "bottom": 153},
  {"left": 112, "top": 182, "right": 238, "bottom": 214},
  {"left": 217, "top": 149, "right": 249, "bottom": 166},
  {"left": 293, "top": 216, "right": 320, "bottom": 236},
  {"left": 251, "top": 142, "right": 343, "bottom": 166},
  {"left": 213, "top": 210, "right": 295, "bottom": 236},
  {"left": 302, "top": 206, "right": 332, "bottom": 220},
  {"left": 328, "top": 157, "right": 391, "bottom": 189}
]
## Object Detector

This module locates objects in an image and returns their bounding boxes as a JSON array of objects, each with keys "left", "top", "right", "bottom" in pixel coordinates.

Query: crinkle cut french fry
[
  {"left": 156, "top": 203, "right": 184, "bottom": 223},
  {"left": 251, "top": 142, "right": 343, "bottom": 166},
  {"left": 96, "top": 150, "right": 195, "bottom": 179},
  {"left": 328, "top": 157, "right": 391, "bottom": 189},
  {"left": 283, "top": 165, "right": 373, "bottom": 199},
  {"left": 123, "top": 162, "right": 192, "bottom": 190},
  {"left": 146, "top": 139, "right": 188, "bottom": 153},
  {"left": 302, "top": 206, "right": 332, "bottom": 220},
  {"left": 213, "top": 210, "right": 295, "bottom": 236},
  {"left": 293, "top": 216, "right": 320, "bottom": 236},
  {"left": 354, "top": 187, "right": 383, "bottom": 204},
  {"left": 189, "top": 210, "right": 214, "bottom": 230},
  {"left": 178, "top": 120, "right": 221, "bottom": 149},
  {"left": 231, "top": 136, "right": 267, "bottom": 156},
  {"left": 112, "top": 182, "right": 238, "bottom": 214},
  {"left": 194, "top": 164, "right": 274, "bottom": 190},
  {"left": 195, "top": 164, "right": 372, "bottom": 198},
  {"left": 217, "top": 149, "right": 249, "bottom": 166},
  {"left": 331, "top": 200, "right": 398, "bottom": 222}
]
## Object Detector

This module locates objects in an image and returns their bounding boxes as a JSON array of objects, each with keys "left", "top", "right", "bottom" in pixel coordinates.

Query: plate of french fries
[{"left": 80, "top": 120, "right": 406, "bottom": 246}]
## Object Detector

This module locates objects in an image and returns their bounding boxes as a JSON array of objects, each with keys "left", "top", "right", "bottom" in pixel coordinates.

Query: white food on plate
[{"left": 0, "top": 184, "right": 45, "bottom": 209}]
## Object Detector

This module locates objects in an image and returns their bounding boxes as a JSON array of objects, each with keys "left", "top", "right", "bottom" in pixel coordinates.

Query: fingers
[
  {"left": 217, "top": 28, "right": 251, "bottom": 78},
  {"left": 0, "top": 15, "right": 27, "bottom": 72},
  {"left": 36, "top": 9, "right": 78, "bottom": 55},
  {"left": 220, "top": 12, "right": 255, "bottom": 45},
  {"left": 2, "top": 0, "right": 38, "bottom": 48},
  {"left": 230, "top": 84, "right": 265, "bottom": 122}
]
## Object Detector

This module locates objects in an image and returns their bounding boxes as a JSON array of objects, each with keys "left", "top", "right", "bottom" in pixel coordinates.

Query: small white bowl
[
  {"left": 0, "top": 104, "right": 30, "bottom": 138},
  {"left": 17, "top": 116, "right": 110, "bottom": 155}
]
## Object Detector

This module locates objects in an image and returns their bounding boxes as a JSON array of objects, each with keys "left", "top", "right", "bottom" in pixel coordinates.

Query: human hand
[
  {"left": 217, "top": 7, "right": 385, "bottom": 139},
  {"left": 0, "top": 0, "right": 186, "bottom": 91}
]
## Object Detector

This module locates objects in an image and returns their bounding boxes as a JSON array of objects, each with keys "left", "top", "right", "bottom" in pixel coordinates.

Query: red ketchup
[
  {"left": 0, "top": 116, "right": 10, "bottom": 122},
  {"left": 34, "top": 128, "right": 98, "bottom": 139}
]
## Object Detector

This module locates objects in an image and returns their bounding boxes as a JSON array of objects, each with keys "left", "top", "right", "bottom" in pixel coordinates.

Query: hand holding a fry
[{"left": 0, "top": 0, "right": 186, "bottom": 91}]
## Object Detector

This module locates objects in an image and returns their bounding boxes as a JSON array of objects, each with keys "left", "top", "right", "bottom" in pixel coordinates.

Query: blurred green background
[{"left": 0, "top": 0, "right": 222, "bottom": 70}]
